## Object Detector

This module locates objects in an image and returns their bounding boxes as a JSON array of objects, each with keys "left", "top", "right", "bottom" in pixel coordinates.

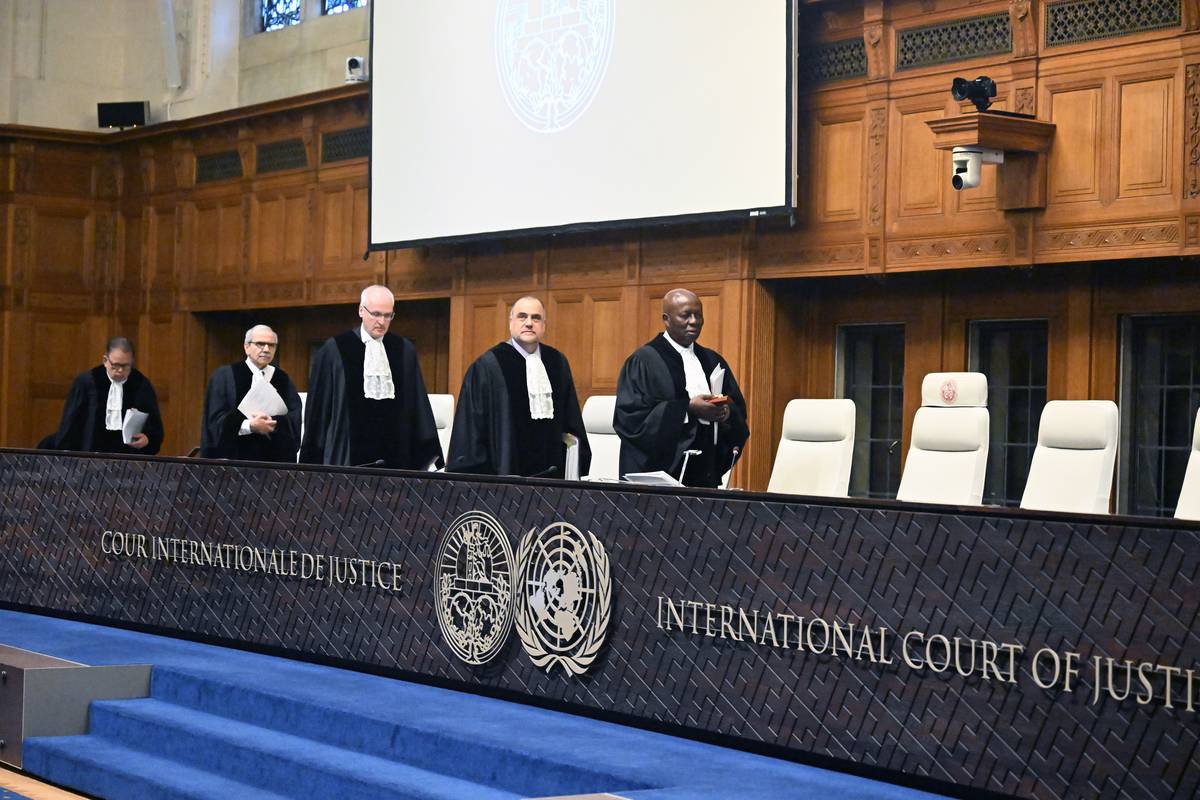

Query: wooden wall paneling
[
  {"left": 1117, "top": 74, "right": 1175, "bottom": 199},
  {"left": 588, "top": 287, "right": 635, "bottom": 397},
  {"left": 462, "top": 244, "right": 542, "bottom": 295},
  {"left": 639, "top": 225, "right": 743, "bottom": 286},
  {"left": 546, "top": 232, "right": 628, "bottom": 290},
  {"left": 1045, "top": 79, "right": 1105, "bottom": 205},
  {"left": 385, "top": 246, "right": 454, "bottom": 300},
  {"left": 246, "top": 175, "right": 310, "bottom": 307},
  {"left": 734, "top": 279, "right": 778, "bottom": 490},
  {"left": 814, "top": 112, "right": 866, "bottom": 224}
]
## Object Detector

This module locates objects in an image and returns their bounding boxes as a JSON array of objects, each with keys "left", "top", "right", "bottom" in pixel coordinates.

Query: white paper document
[
  {"left": 122, "top": 409, "right": 149, "bottom": 445},
  {"left": 709, "top": 365, "right": 725, "bottom": 396},
  {"left": 622, "top": 471, "right": 682, "bottom": 486},
  {"left": 238, "top": 380, "right": 288, "bottom": 419},
  {"left": 563, "top": 433, "right": 581, "bottom": 481}
]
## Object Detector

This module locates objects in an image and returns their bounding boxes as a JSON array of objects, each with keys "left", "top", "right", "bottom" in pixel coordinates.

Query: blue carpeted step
[
  {"left": 84, "top": 696, "right": 529, "bottom": 800},
  {"left": 149, "top": 665, "right": 651, "bottom": 797},
  {"left": 23, "top": 734, "right": 296, "bottom": 800}
]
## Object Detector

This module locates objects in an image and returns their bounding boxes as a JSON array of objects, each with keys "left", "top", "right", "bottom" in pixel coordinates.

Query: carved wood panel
[
  {"left": 1047, "top": 85, "right": 1104, "bottom": 203},
  {"left": 1117, "top": 77, "right": 1174, "bottom": 198}
]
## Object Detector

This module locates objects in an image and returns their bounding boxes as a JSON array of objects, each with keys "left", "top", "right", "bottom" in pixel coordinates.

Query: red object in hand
[{"left": 709, "top": 395, "right": 731, "bottom": 406}]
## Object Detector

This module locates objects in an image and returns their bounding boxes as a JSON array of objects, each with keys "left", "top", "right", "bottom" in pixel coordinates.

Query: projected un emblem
[{"left": 495, "top": 0, "right": 616, "bottom": 133}]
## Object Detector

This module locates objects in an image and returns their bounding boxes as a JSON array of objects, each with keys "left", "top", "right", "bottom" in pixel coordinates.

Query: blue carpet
[
  {"left": 0, "top": 789, "right": 33, "bottom": 800},
  {"left": 0, "top": 609, "right": 951, "bottom": 800}
]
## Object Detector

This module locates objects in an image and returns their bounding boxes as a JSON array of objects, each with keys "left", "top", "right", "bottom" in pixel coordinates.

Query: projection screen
[{"left": 368, "top": 0, "right": 794, "bottom": 250}]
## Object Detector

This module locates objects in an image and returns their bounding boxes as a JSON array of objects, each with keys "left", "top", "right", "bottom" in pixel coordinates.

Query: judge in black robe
[
  {"left": 447, "top": 297, "right": 591, "bottom": 478},
  {"left": 51, "top": 338, "right": 164, "bottom": 455},
  {"left": 201, "top": 325, "right": 302, "bottom": 462},
  {"left": 300, "top": 285, "right": 443, "bottom": 470},
  {"left": 615, "top": 289, "right": 749, "bottom": 487}
]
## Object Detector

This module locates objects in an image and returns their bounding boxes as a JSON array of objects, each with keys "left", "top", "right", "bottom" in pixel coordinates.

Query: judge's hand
[
  {"left": 688, "top": 394, "right": 731, "bottom": 423},
  {"left": 248, "top": 413, "right": 277, "bottom": 435},
  {"left": 128, "top": 433, "right": 149, "bottom": 449}
]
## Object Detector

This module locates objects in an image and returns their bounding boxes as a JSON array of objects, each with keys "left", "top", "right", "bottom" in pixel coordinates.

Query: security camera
[
  {"left": 951, "top": 146, "right": 1004, "bottom": 191},
  {"left": 345, "top": 56, "right": 369, "bottom": 83},
  {"left": 951, "top": 76, "right": 997, "bottom": 113}
]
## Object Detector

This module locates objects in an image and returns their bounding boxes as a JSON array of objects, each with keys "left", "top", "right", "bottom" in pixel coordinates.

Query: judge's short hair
[
  {"left": 508, "top": 296, "right": 546, "bottom": 318},
  {"left": 105, "top": 336, "right": 134, "bottom": 356},
  {"left": 244, "top": 325, "right": 277, "bottom": 345},
  {"left": 360, "top": 284, "right": 394, "bottom": 307}
]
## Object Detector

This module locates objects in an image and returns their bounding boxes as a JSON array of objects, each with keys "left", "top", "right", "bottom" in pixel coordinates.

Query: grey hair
[
  {"left": 360, "top": 284, "right": 393, "bottom": 306},
  {"left": 244, "top": 325, "right": 276, "bottom": 345},
  {"left": 105, "top": 336, "right": 134, "bottom": 356}
]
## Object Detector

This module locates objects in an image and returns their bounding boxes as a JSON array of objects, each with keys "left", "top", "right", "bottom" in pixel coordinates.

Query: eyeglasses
[
  {"left": 249, "top": 341, "right": 277, "bottom": 349},
  {"left": 104, "top": 357, "right": 131, "bottom": 371},
  {"left": 362, "top": 308, "right": 396, "bottom": 321}
]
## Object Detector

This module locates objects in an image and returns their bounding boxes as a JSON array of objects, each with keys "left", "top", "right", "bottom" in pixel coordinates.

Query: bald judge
[
  {"left": 300, "top": 285, "right": 443, "bottom": 470},
  {"left": 614, "top": 289, "right": 749, "bottom": 487},
  {"left": 447, "top": 296, "right": 591, "bottom": 478}
]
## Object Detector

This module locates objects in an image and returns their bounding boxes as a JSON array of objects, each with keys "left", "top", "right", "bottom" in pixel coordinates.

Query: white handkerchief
[
  {"left": 105, "top": 381, "right": 124, "bottom": 431},
  {"left": 526, "top": 350, "right": 554, "bottom": 420},
  {"left": 363, "top": 337, "right": 395, "bottom": 400},
  {"left": 563, "top": 433, "right": 580, "bottom": 481}
]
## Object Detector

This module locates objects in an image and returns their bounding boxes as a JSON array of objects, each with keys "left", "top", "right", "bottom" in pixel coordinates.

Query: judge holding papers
[
  {"left": 615, "top": 289, "right": 749, "bottom": 488},
  {"left": 200, "top": 325, "right": 302, "bottom": 462},
  {"left": 447, "top": 296, "right": 591, "bottom": 479},
  {"left": 51, "top": 337, "right": 164, "bottom": 455},
  {"left": 300, "top": 285, "right": 443, "bottom": 470}
]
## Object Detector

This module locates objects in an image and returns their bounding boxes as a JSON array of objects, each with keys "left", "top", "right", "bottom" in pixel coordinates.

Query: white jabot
[
  {"left": 104, "top": 378, "right": 125, "bottom": 431},
  {"left": 360, "top": 326, "right": 395, "bottom": 400},
  {"left": 509, "top": 339, "right": 554, "bottom": 420},
  {"left": 662, "top": 332, "right": 710, "bottom": 425},
  {"left": 238, "top": 359, "right": 277, "bottom": 436}
]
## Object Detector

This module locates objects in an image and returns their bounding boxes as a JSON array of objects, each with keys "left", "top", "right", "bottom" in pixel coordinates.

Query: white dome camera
[
  {"left": 951, "top": 146, "right": 1004, "bottom": 191},
  {"left": 345, "top": 56, "right": 369, "bottom": 83}
]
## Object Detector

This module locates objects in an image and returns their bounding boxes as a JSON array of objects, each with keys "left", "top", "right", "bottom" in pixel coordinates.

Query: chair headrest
[
  {"left": 1037, "top": 400, "right": 1118, "bottom": 450},
  {"left": 428, "top": 394, "right": 454, "bottom": 428},
  {"left": 921, "top": 372, "right": 987, "bottom": 408},
  {"left": 911, "top": 407, "right": 987, "bottom": 452},
  {"left": 582, "top": 395, "right": 616, "bottom": 435},
  {"left": 1194, "top": 408, "right": 1200, "bottom": 452},
  {"left": 781, "top": 399, "right": 854, "bottom": 442}
]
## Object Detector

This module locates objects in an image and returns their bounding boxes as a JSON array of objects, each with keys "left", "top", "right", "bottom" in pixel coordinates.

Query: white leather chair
[
  {"left": 582, "top": 395, "right": 619, "bottom": 481},
  {"left": 1174, "top": 408, "right": 1200, "bottom": 521},
  {"left": 896, "top": 372, "right": 989, "bottom": 506},
  {"left": 766, "top": 399, "right": 855, "bottom": 497},
  {"left": 428, "top": 394, "right": 454, "bottom": 464},
  {"left": 1020, "top": 400, "right": 1118, "bottom": 514}
]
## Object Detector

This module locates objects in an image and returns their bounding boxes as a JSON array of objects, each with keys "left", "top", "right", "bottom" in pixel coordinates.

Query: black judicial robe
[
  {"left": 51, "top": 367, "right": 164, "bottom": 455},
  {"left": 200, "top": 362, "right": 303, "bottom": 462},
  {"left": 614, "top": 336, "right": 748, "bottom": 487},
  {"left": 299, "top": 330, "right": 443, "bottom": 470},
  {"left": 447, "top": 342, "right": 591, "bottom": 478}
]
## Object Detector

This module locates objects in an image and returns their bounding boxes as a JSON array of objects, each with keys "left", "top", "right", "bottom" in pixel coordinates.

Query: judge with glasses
[
  {"left": 201, "top": 324, "right": 302, "bottom": 462},
  {"left": 300, "top": 285, "right": 442, "bottom": 470}
]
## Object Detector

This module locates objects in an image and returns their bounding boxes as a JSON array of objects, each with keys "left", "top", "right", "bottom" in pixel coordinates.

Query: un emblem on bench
[
  {"left": 515, "top": 522, "right": 612, "bottom": 676},
  {"left": 434, "top": 515, "right": 611, "bottom": 675}
]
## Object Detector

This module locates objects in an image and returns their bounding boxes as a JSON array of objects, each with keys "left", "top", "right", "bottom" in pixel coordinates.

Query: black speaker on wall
[{"left": 97, "top": 101, "right": 149, "bottom": 130}]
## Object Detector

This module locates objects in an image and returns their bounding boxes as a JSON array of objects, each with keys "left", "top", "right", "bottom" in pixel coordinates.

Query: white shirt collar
[
  {"left": 359, "top": 325, "right": 382, "bottom": 343},
  {"left": 508, "top": 338, "right": 540, "bottom": 359},
  {"left": 243, "top": 357, "right": 275, "bottom": 382},
  {"left": 662, "top": 331, "right": 695, "bottom": 354}
]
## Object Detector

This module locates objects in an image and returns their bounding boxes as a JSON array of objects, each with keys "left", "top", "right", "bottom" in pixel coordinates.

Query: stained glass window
[
  {"left": 324, "top": 0, "right": 366, "bottom": 14},
  {"left": 262, "top": 0, "right": 301, "bottom": 32}
]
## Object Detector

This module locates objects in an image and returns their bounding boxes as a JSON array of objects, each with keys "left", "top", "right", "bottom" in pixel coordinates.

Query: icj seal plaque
[{"left": 435, "top": 511, "right": 515, "bottom": 665}]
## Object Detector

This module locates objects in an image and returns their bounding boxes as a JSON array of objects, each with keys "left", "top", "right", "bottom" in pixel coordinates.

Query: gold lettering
[
  {"left": 997, "top": 643, "right": 1023, "bottom": 683},
  {"left": 759, "top": 612, "right": 779, "bottom": 647},
  {"left": 925, "top": 634, "right": 951, "bottom": 673},
  {"left": 831, "top": 622, "right": 854, "bottom": 658},
  {"left": 737, "top": 609, "right": 758, "bottom": 643},
  {"left": 775, "top": 613, "right": 795, "bottom": 649},
  {"left": 1136, "top": 661, "right": 1155, "bottom": 704},
  {"left": 877, "top": 628, "right": 894, "bottom": 664},
  {"left": 720, "top": 606, "right": 739, "bottom": 641},
  {"left": 686, "top": 601, "right": 703, "bottom": 634},
  {"left": 953, "top": 637, "right": 977, "bottom": 678},
  {"left": 665, "top": 597, "right": 685, "bottom": 631},
  {"left": 1161, "top": 665, "right": 1182, "bottom": 709},
  {"left": 855, "top": 626, "right": 877, "bottom": 663},
  {"left": 807, "top": 618, "right": 829, "bottom": 654},
  {"left": 1030, "top": 647, "right": 1060, "bottom": 689}
]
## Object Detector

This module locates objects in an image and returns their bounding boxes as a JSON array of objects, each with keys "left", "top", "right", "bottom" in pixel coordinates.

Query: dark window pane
[
  {"left": 1126, "top": 315, "right": 1200, "bottom": 517},
  {"left": 842, "top": 324, "right": 905, "bottom": 500},
  {"left": 973, "top": 320, "right": 1048, "bottom": 507}
]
